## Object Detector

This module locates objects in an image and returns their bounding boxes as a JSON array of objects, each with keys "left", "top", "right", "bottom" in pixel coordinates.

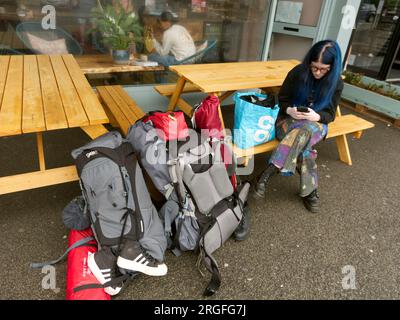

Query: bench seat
[
  {"left": 154, "top": 83, "right": 201, "bottom": 117},
  {"left": 232, "top": 109, "right": 375, "bottom": 166},
  {"left": 96, "top": 85, "right": 145, "bottom": 136},
  {"left": 154, "top": 82, "right": 201, "bottom": 96}
]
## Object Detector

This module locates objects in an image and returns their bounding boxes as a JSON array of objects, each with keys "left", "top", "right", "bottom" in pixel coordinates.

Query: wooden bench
[
  {"left": 154, "top": 83, "right": 201, "bottom": 117},
  {"left": 154, "top": 83, "right": 240, "bottom": 117},
  {"left": 232, "top": 106, "right": 375, "bottom": 166},
  {"left": 154, "top": 82, "right": 201, "bottom": 96},
  {"left": 96, "top": 85, "right": 145, "bottom": 136}
]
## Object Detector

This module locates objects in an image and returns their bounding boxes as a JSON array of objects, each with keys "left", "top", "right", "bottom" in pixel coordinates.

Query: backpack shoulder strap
[
  {"left": 30, "top": 236, "right": 95, "bottom": 269},
  {"left": 198, "top": 239, "right": 221, "bottom": 297},
  {"left": 73, "top": 271, "right": 140, "bottom": 295},
  {"left": 167, "top": 156, "right": 187, "bottom": 207}
]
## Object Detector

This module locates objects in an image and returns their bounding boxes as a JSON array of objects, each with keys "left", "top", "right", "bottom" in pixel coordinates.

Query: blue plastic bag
[{"left": 233, "top": 91, "right": 280, "bottom": 150}]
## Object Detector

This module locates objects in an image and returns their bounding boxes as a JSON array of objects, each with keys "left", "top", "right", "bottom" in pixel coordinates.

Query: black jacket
[{"left": 278, "top": 64, "right": 344, "bottom": 124}]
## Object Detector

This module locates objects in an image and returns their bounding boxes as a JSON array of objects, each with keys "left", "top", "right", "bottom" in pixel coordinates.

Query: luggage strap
[
  {"left": 30, "top": 236, "right": 95, "bottom": 269},
  {"left": 167, "top": 155, "right": 186, "bottom": 208},
  {"left": 73, "top": 271, "right": 140, "bottom": 294},
  {"left": 198, "top": 241, "right": 221, "bottom": 297}
]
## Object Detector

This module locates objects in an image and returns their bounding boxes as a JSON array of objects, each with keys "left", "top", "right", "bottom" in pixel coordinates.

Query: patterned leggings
[{"left": 269, "top": 117, "right": 328, "bottom": 197}]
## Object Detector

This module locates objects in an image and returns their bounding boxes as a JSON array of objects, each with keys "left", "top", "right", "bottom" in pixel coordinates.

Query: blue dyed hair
[{"left": 293, "top": 40, "right": 343, "bottom": 111}]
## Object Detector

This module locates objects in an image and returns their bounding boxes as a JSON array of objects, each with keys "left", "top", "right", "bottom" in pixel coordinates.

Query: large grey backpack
[
  {"left": 127, "top": 119, "right": 250, "bottom": 296},
  {"left": 127, "top": 121, "right": 178, "bottom": 202},
  {"left": 71, "top": 131, "right": 167, "bottom": 262},
  {"left": 126, "top": 121, "right": 181, "bottom": 249},
  {"left": 168, "top": 132, "right": 250, "bottom": 296}
]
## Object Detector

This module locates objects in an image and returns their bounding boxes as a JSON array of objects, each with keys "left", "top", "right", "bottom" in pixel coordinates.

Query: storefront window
[
  {"left": 347, "top": 0, "right": 400, "bottom": 81},
  {"left": 0, "top": 0, "right": 272, "bottom": 85},
  {"left": 268, "top": 0, "right": 324, "bottom": 61}
]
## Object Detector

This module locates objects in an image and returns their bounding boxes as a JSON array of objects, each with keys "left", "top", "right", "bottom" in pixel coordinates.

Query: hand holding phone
[{"left": 296, "top": 106, "right": 310, "bottom": 113}]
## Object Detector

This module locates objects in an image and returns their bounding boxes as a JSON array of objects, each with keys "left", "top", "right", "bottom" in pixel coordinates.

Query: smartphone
[{"left": 297, "top": 107, "right": 310, "bottom": 113}]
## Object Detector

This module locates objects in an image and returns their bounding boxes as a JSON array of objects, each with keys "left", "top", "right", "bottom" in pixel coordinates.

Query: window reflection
[
  {"left": 347, "top": 0, "right": 400, "bottom": 79},
  {"left": 0, "top": 0, "right": 271, "bottom": 84}
]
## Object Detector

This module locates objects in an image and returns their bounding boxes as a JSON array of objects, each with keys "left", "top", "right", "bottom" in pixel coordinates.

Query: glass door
[{"left": 347, "top": 0, "right": 400, "bottom": 80}]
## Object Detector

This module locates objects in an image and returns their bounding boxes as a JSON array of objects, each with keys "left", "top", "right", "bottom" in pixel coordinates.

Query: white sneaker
[
  {"left": 117, "top": 240, "right": 167, "bottom": 277},
  {"left": 87, "top": 247, "right": 122, "bottom": 296}
]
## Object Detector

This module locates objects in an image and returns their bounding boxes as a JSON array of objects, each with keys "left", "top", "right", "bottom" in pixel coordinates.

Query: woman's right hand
[{"left": 286, "top": 107, "right": 304, "bottom": 120}]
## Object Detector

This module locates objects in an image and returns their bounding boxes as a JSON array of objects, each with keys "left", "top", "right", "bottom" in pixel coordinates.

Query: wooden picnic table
[
  {"left": 0, "top": 54, "right": 109, "bottom": 195},
  {"left": 166, "top": 60, "right": 375, "bottom": 166},
  {"left": 167, "top": 60, "right": 300, "bottom": 127},
  {"left": 75, "top": 54, "right": 165, "bottom": 74}
]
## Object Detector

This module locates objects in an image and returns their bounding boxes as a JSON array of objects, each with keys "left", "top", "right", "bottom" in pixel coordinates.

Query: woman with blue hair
[{"left": 254, "top": 40, "right": 344, "bottom": 213}]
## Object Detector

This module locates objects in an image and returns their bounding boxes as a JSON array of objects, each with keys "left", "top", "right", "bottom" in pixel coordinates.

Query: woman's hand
[
  {"left": 286, "top": 107, "right": 304, "bottom": 120},
  {"left": 286, "top": 107, "right": 320, "bottom": 122},
  {"left": 300, "top": 108, "right": 321, "bottom": 122}
]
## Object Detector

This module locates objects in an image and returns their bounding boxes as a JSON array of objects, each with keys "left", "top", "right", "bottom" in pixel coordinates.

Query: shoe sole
[
  {"left": 234, "top": 206, "right": 251, "bottom": 241},
  {"left": 117, "top": 256, "right": 168, "bottom": 277},
  {"left": 303, "top": 200, "right": 319, "bottom": 213},
  {"left": 87, "top": 253, "right": 121, "bottom": 296},
  {"left": 253, "top": 188, "right": 265, "bottom": 199},
  {"left": 234, "top": 232, "right": 250, "bottom": 241}
]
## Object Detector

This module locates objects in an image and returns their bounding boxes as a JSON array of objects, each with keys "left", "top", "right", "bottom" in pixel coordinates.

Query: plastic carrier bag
[{"left": 233, "top": 91, "right": 280, "bottom": 149}]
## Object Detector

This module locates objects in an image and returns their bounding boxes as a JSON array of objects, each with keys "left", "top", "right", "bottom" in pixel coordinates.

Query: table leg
[
  {"left": 0, "top": 125, "right": 110, "bottom": 195},
  {"left": 213, "top": 92, "right": 226, "bottom": 132},
  {"left": 177, "top": 98, "right": 195, "bottom": 117},
  {"left": 335, "top": 134, "right": 352, "bottom": 166},
  {"left": 219, "top": 91, "right": 235, "bottom": 103},
  {"left": 168, "top": 77, "right": 187, "bottom": 112},
  {"left": 36, "top": 132, "right": 46, "bottom": 171}
]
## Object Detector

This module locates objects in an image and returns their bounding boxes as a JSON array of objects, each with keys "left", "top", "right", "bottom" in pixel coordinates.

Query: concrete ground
[{"left": 0, "top": 107, "right": 399, "bottom": 300}]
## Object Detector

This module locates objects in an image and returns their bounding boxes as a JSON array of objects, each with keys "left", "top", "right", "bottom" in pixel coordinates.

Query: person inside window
[
  {"left": 254, "top": 40, "right": 344, "bottom": 213},
  {"left": 148, "top": 11, "right": 196, "bottom": 66}
]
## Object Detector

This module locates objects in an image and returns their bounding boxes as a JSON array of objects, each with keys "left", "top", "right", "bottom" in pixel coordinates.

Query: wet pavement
[{"left": 0, "top": 108, "right": 399, "bottom": 300}]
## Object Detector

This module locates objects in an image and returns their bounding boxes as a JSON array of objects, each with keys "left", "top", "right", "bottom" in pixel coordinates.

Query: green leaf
[{"left": 89, "top": 4, "right": 143, "bottom": 50}]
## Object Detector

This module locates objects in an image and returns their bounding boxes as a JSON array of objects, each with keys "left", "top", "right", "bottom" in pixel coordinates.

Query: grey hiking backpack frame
[
  {"left": 168, "top": 133, "right": 251, "bottom": 296},
  {"left": 74, "top": 141, "right": 144, "bottom": 248},
  {"left": 127, "top": 119, "right": 250, "bottom": 296},
  {"left": 73, "top": 138, "right": 145, "bottom": 292},
  {"left": 72, "top": 131, "right": 167, "bottom": 293},
  {"left": 31, "top": 131, "right": 168, "bottom": 295},
  {"left": 72, "top": 131, "right": 167, "bottom": 263}
]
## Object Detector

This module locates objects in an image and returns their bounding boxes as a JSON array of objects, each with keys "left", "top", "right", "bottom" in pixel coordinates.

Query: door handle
[{"left": 283, "top": 27, "right": 300, "bottom": 32}]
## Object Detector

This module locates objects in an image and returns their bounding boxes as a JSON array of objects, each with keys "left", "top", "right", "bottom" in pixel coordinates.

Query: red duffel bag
[
  {"left": 66, "top": 229, "right": 110, "bottom": 300},
  {"left": 143, "top": 111, "right": 189, "bottom": 141},
  {"left": 194, "top": 95, "right": 224, "bottom": 140}
]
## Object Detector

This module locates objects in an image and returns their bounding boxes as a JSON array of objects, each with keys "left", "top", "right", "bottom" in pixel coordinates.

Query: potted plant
[
  {"left": 91, "top": 0, "right": 143, "bottom": 64},
  {"left": 342, "top": 70, "right": 400, "bottom": 121}
]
